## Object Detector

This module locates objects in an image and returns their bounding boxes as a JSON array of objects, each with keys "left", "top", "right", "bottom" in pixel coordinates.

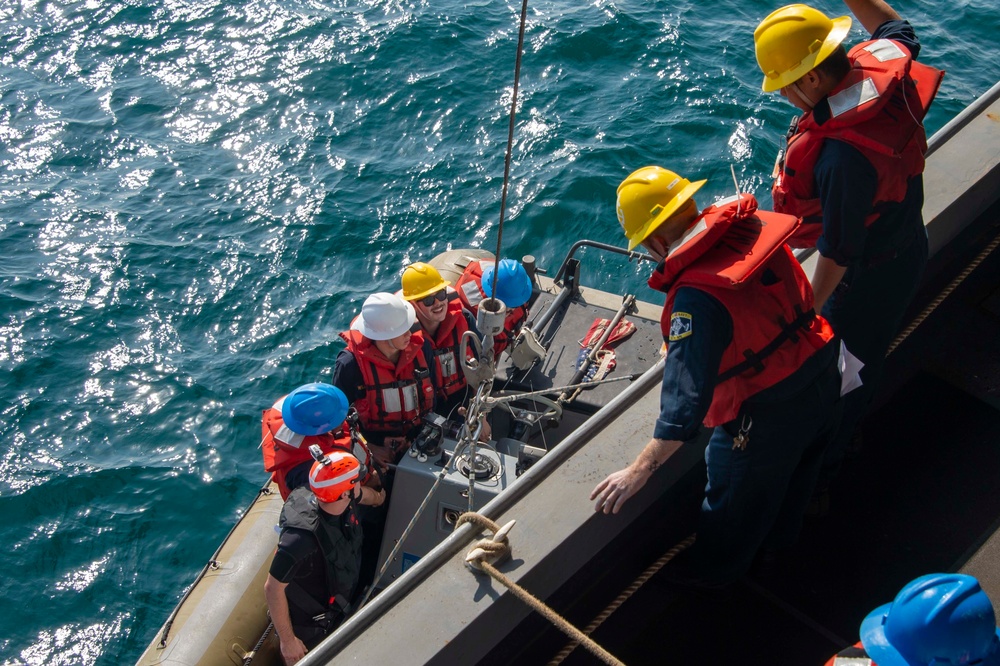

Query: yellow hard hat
[
  {"left": 754, "top": 4, "right": 852, "bottom": 93},
  {"left": 401, "top": 262, "right": 450, "bottom": 301},
  {"left": 616, "top": 166, "right": 706, "bottom": 251}
]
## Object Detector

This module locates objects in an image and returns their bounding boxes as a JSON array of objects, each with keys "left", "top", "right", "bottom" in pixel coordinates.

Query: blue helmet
[
  {"left": 281, "top": 383, "right": 349, "bottom": 436},
  {"left": 860, "top": 573, "right": 1000, "bottom": 666},
  {"left": 482, "top": 258, "right": 532, "bottom": 309}
]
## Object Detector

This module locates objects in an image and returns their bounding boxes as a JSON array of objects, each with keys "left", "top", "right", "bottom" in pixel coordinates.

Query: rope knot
[{"left": 456, "top": 512, "right": 516, "bottom": 571}]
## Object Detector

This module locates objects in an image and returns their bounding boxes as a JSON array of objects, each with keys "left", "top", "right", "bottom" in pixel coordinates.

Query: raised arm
[{"left": 842, "top": 0, "right": 901, "bottom": 34}]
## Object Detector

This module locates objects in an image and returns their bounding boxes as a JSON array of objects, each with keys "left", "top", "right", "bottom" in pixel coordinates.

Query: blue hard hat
[
  {"left": 281, "top": 383, "right": 349, "bottom": 436},
  {"left": 482, "top": 258, "right": 532, "bottom": 308},
  {"left": 860, "top": 573, "right": 1000, "bottom": 666}
]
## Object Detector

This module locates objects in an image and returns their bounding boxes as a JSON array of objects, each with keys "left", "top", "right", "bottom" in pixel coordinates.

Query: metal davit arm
[{"left": 529, "top": 240, "right": 655, "bottom": 337}]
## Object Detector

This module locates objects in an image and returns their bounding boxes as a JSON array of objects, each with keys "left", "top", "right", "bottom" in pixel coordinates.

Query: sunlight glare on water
[{"left": 0, "top": 0, "right": 997, "bottom": 662}]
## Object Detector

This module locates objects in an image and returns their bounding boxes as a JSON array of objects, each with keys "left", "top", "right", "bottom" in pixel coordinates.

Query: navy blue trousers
[
  {"left": 688, "top": 353, "right": 842, "bottom": 584},
  {"left": 819, "top": 228, "right": 928, "bottom": 486}
]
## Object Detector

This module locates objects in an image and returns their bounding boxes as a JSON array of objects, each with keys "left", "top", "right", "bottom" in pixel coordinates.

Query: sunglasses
[{"left": 420, "top": 290, "right": 448, "bottom": 307}]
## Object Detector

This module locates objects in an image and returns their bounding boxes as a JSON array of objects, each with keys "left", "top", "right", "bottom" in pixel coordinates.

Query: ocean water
[{"left": 0, "top": 0, "right": 996, "bottom": 662}]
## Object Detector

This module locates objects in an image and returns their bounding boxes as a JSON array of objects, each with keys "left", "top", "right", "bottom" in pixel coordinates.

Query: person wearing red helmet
[{"left": 263, "top": 450, "right": 384, "bottom": 666}]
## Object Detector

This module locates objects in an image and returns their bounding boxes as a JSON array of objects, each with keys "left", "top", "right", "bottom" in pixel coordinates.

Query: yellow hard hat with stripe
[
  {"left": 616, "top": 166, "right": 706, "bottom": 251},
  {"left": 754, "top": 4, "right": 852, "bottom": 93}
]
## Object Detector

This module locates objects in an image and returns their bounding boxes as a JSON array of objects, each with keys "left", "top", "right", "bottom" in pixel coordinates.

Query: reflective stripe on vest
[
  {"left": 270, "top": 397, "right": 307, "bottom": 449},
  {"left": 455, "top": 259, "right": 494, "bottom": 312},
  {"left": 427, "top": 297, "right": 470, "bottom": 399},
  {"left": 827, "top": 40, "right": 907, "bottom": 118},
  {"left": 460, "top": 279, "right": 485, "bottom": 308},
  {"left": 339, "top": 329, "right": 435, "bottom": 435},
  {"left": 824, "top": 643, "right": 874, "bottom": 666},
  {"left": 772, "top": 38, "right": 943, "bottom": 247}
]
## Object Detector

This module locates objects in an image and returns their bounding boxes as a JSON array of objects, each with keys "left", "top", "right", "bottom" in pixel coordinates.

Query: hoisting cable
[
  {"left": 458, "top": 512, "right": 627, "bottom": 666},
  {"left": 489, "top": 0, "right": 530, "bottom": 300},
  {"left": 548, "top": 534, "right": 697, "bottom": 666},
  {"left": 885, "top": 229, "right": 1000, "bottom": 356}
]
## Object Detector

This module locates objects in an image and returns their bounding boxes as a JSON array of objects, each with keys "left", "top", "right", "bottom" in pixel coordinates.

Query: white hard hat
[{"left": 351, "top": 292, "right": 416, "bottom": 341}]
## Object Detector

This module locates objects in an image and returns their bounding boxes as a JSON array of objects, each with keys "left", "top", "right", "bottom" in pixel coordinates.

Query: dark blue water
[{"left": 0, "top": 0, "right": 996, "bottom": 662}]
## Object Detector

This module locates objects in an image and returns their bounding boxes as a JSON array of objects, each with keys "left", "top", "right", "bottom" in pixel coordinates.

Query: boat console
[{"left": 376, "top": 422, "right": 520, "bottom": 585}]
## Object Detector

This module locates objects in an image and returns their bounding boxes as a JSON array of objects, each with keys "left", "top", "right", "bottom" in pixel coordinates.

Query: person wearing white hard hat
[
  {"left": 333, "top": 292, "right": 437, "bottom": 469},
  {"left": 333, "top": 291, "right": 438, "bottom": 590}
]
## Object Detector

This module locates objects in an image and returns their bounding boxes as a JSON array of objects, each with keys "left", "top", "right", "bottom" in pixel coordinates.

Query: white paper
[{"left": 839, "top": 340, "right": 865, "bottom": 397}]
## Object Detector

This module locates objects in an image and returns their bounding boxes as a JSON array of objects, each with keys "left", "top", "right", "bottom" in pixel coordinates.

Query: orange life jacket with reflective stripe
[
  {"left": 773, "top": 38, "right": 943, "bottom": 247},
  {"left": 823, "top": 642, "right": 874, "bottom": 666},
  {"left": 648, "top": 194, "right": 836, "bottom": 426},
  {"left": 339, "top": 330, "right": 435, "bottom": 437},
  {"left": 261, "top": 398, "right": 353, "bottom": 500},
  {"left": 423, "top": 295, "right": 472, "bottom": 400}
]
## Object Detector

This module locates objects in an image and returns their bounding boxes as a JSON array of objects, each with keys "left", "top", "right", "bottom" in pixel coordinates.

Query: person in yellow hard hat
[
  {"left": 752, "top": 0, "right": 943, "bottom": 508},
  {"left": 401, "top": 262, "right": 481, "bottom": 419},
  {"left": 590, "top": 166, "right": 842, "bottom": 588}
]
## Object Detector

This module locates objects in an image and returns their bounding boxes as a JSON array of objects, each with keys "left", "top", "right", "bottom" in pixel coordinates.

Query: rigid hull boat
[
  {"left": 136, "top": 240, "right": 673, "bottom": 666},
  {"left": 137, "top": 80, "right": 1000, "bottom": 666}
]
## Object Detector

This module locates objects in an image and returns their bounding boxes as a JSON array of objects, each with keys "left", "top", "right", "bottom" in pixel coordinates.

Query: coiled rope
[
  {"left": 458, "top": 512, "right": 626, "bottom": 666},
  {"left": 548, "top": 534, "right": 697, "bottom": 666},
  {"left": 886, "top": 229, "right": 1000, "bottom": 356}
]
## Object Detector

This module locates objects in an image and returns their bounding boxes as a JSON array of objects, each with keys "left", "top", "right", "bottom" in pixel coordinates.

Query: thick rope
[
  {"left": 886, "top": 230, "right": 1000, "bottom": 356},
  {"left": 241, "top": 621, "right": 273, "bottom": 666},
  {"left": 548, "top": 534, "right": 697, "bottom": 666},
  {"left": 458, "top": 513, "right": 626, "bottom": 666}
]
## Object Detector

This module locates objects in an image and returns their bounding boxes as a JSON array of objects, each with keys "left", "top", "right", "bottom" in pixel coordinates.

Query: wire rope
[{"left": 489, "top": 0, "right": 530, "bottom": 299}]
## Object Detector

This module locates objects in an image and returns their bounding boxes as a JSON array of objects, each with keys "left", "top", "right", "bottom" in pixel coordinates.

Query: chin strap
[{"left": 791, "top": 81, "right": 818, "bottom": 109}]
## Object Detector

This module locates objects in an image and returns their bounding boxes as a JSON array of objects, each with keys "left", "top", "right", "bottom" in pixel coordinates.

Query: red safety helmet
[{"left": 308, "top": 449, "right": 363, "bottom": 503}]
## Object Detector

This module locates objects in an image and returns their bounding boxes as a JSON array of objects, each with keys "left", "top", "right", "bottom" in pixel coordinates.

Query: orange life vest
[
  {"left": 823, "top": 642, "right": 874, "bottom": 666},
  {"left": 339, "top": 329, "right": 436, "bottom": 438},
  {"left": 772, "top": 38, "right": 944, "bottom": 247},
  {"left": 261, "top": 397, "right": 353, "bottom": 500},
  {"left": 648, "top": 194, "right": 836, "bottom": 427},
  {"left": 422, "top": 294, "right": 472, "bottom": 401},
  {"left": 455, "top": 259, "right": 528, "bottom": 358}
]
